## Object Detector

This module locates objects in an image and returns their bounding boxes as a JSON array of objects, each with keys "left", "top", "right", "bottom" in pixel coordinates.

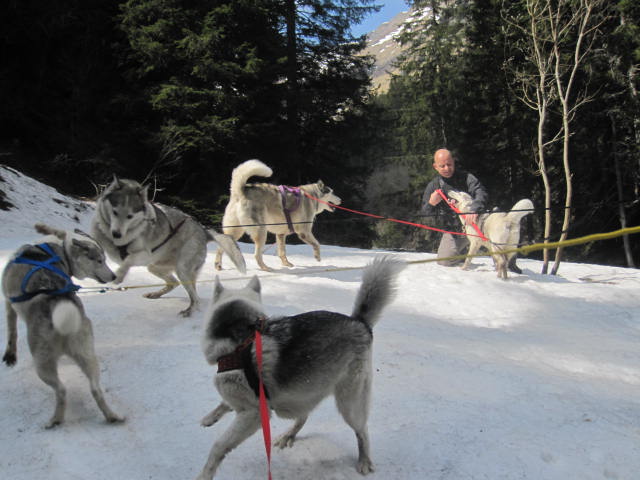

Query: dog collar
[{"left": 216, "top": 317, "right": 269, "bottom": 398}]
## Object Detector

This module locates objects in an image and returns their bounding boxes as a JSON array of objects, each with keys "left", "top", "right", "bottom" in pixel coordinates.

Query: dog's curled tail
[
  {"left": 507, "top": 199, "right": 534, "bottom": 224},
  {"left": 230, "top": 159, "right": 273, "bottom": 197},
  {"left": 351, "top": 256, "right": 406, "bottom": 329},
  {"left": 52, "top": 300, "right": 82, "bottom": 335}
]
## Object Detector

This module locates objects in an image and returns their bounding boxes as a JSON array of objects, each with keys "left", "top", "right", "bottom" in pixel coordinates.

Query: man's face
[{"left": 433, "top": 155, "right": 455, "bottom": 178}]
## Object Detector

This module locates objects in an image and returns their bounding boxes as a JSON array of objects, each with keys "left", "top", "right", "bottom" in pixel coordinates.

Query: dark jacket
[{"left": 421, "top": 168, "right": 488, "bottom": 230}]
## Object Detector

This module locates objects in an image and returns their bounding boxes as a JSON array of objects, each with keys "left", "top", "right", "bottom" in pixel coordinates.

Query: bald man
[{"left": 421, "top": 149, "right": 488, "bottom": 266}]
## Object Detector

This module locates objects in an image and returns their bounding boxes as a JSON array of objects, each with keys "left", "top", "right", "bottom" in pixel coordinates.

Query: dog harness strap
[
  {"left": 436, "top": 189, "right": 489, "bottom": 242},
  {"left": 151, "top": 217, "right": 187, "bottom": 253},
  {"left": 216, "top": 317, "right": 270, "bottom": 399},
  {"left": 278, "top": 185, "right": 301, "bottom": 233},
  {"left": 9, "top": 243, "right": 81, "bottom": 303}
]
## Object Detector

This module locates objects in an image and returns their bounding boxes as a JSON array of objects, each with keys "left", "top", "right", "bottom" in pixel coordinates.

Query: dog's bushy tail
[
  {"left": 52, "top": 300, "right": 82, "bottom": 335},
  {"left": 351, "top": 256, "right": 405, "bottom": 329},
  {"left": 230, "top": 159, "right": 273, "bottom": 197},
  {"left": 507, "top": 199, "right": 534, "bottom": 224}
]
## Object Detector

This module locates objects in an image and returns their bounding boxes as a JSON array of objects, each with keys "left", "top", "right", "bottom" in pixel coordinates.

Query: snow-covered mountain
[{"left": 362, "top": 7, "right": 427, "bottom": 92}]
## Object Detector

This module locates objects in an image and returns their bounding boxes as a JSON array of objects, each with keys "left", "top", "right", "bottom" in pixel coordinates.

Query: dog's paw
[
  {"left": 356, "top": 458, "right": 375, "bottom": 475},
  {"left": 201, "top": 403, "right": 232, "bottom": 427},
  {"left": 106, "top": 413, "right": 126, "bottom": 424},
  {"left": 2, "top": 351, "right": 16, "bottom": 366},
  {"left": 200, "top": 412, "right": 223, "bottom": 427},
  {"left": 274, "top": 433, "right": 296, "bottom": 449},
  {"left": 45, "top": 417, "right": 63, "bottom": 429}
]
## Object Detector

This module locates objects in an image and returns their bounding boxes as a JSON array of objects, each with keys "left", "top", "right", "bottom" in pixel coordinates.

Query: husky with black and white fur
[{"left": 196, "top": 256, "right": 405, "bottom": 479}]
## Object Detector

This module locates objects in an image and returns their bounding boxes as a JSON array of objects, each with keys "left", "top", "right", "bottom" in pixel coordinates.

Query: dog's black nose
[{"left": 112, "top": 230, "right": 121, "bottom": 239}]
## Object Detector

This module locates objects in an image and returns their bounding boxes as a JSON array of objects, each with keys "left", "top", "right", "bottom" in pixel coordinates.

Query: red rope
[
  {"left": 254, "top": 329, "right": 272, "bottom": 480},
  {"left": 435, "top": 189, "right": 488, "bottom": 242},
  {"left": 302, "top": 192, "right": 485, "bottom": 239}
]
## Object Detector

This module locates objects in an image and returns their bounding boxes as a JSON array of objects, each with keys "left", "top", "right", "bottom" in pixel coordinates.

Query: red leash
[
  {"left": 254, "top": 328, "right": 272, "bottom": 480},
  {"left": 302, "top": 192, "right": 485, "bottom": 239},
  {"left": 435, "top": 189, "right": 488, "bottom": 242}
]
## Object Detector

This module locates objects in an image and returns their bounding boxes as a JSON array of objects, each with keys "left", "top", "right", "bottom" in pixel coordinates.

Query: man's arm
[
  {"left": 466, "top": 173, "right": 488, "bottom": 213},
  {"left": 421, "top": 178, "right": 440, "bottom": 216}
]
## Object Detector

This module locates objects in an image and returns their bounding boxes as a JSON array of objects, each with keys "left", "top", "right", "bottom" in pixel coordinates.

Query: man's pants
[{"left": 436, "top": 233, "right": 469, "bottom": 266}]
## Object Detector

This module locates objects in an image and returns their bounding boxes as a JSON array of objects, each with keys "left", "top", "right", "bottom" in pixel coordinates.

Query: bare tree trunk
[
  {"left": 611, "top": 115, "right": 636, "bottom": 268},
  {"left": 549, "top": 0, "right": 604, "bottom": 275},
  {"left": 538, "top": 96, "right": 552, "bottom": 274}
]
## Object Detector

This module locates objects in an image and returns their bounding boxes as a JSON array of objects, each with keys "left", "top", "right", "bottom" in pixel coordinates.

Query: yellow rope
[{"left": 85, "top": 225, "right": 639, "bottom": 293}]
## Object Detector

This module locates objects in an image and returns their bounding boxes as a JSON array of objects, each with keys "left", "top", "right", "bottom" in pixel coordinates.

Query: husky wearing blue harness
[{"left": 2, "top": 223, "right": 124, "bottom": 428}]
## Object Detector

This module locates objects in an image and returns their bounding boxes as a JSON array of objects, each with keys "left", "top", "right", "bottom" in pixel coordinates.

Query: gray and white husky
[
  {"left": 196, "top": 256, "right": 405, "bottom": 479},
  {"left": 91, "top": 176, "right": 246, "bottom": 316},
  {"left": 215, "top": 159, "right": 342, "bottom": 271},
  {"left": 2, "top": 223, "right": 124, "bottom": 428},
  {"left": 447, "top": 190, "right": 533, "bottom": 279}
]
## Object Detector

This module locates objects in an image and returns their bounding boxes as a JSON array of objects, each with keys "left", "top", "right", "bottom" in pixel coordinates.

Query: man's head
[{"left": 433, "top": 149, "right": 455, "bottom": 178}]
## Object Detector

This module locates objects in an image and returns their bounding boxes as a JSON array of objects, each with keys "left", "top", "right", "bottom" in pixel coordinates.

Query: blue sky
[{"left": 351, "top": 0, "right": 409, "bottom": 37}]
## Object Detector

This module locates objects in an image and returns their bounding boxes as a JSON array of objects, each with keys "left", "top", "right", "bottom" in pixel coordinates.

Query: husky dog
[
  {"left": 196, "top": 256, "right": 405, "bottom": 479},
  {"left": 91, "top": 176, "right": 246, "bottom": 317},
  {"left": 2, "top": 223, "right": 124, "bottom": 428},
  {"left": 214, "top": 159, "right": 342, "bottom": 271},
  {"left": 447, "top": 190, "right": 533, "bottom": 279}
]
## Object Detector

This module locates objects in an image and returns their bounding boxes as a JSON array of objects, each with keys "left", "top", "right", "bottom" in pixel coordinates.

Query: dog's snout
[{"left": 111, "top": 230, "right": 121, "bottom": 239}]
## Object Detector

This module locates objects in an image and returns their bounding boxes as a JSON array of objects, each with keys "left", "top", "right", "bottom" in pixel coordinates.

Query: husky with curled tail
[
  {"left": 215, "top": 159, "right": 341, "bottom": 271},
  {"left": 2, "top": 223, "right": 124, "bottom": 428},
  {"left": 196, "top": 256, "right": 405, "bottom": 480},
  {"left": 447, "top": 190, "right": 533, "bottom": 279}
]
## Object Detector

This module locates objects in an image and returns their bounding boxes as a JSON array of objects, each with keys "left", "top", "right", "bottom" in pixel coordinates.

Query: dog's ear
[
  {"left": 34, "top": 223, "right": 67, "bottom": 240},
  {"left": 138, "top": 184, "right": 150, "bottom": 201},
  {"left": 247, "top": 275, "right": 261, "bottom": 294},
  {"left": 112, "top": 174, "right": 121, "bottom": 189},
  {"left": 213, "top": 276, "right": 224, "bottom": 301}
]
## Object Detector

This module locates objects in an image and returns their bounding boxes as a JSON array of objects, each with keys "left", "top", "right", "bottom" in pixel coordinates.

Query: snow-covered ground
[{"left": 1, "top": 164, "right": 639, "bottom": 480}]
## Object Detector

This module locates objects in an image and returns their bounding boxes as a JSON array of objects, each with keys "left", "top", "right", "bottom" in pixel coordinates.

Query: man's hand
[{"left": 429, "top": 190, "right": 443, "bottom": 206}]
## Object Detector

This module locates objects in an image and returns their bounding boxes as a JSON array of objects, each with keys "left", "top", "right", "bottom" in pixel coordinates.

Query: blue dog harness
[{"left": 9, "top": 243, "right": 81, "bottom": 303}]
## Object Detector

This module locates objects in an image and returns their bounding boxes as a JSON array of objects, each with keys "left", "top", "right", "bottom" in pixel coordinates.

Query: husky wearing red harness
[
  {"left": 91, "top": 176, "right": 246, "bottom": 316},
  {"left": 214, "top": 159, "right": 341, "bottom": 271},
  {"left": 1, "top": 223, "right": 124, "bottom": 428},
  {"left": 197, "top": 256, "right": 405, "bottom": 479},
  {"left": 447, "top": 190, "right": 533, "bottom": 279}
]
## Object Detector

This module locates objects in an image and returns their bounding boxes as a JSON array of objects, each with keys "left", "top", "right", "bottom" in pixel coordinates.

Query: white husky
[
  {"left": 447, "top": 190, "right": 533, "bottom": 279},
  {"left": 215, "top": 159, "right": 342, "bottom": 271}
]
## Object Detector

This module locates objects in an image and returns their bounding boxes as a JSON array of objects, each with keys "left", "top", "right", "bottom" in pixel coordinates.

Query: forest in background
[{"left": 1, "top": 0, "right": 638, "bottom": 268}]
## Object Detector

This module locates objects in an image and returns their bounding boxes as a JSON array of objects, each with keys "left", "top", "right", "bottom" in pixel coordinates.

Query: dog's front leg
[
  {"left": 275, "top": 415, "right": 308, "bottom": 448},
  {"left": 113, "top": 262, "right": 132, "bottom": 284},
  {"left": 462, "top": 238, "right": 479, "bottom": 270},
  {"left": 276, "top": 234, "right": 293, "bottom": 267},
  {"left": 201, "top": 402, "right": 232, "bottom": 427},
  {"left": 2, "top": 301, "right": 18, "bottom": 366},
  {"left": 196, "top": 409, "right": 261, "bottom": 480}
]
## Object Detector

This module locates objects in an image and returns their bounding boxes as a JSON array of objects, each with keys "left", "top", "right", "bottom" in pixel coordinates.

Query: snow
[{"left": 1, "top": 164, "right": 639, "bottom": 480}]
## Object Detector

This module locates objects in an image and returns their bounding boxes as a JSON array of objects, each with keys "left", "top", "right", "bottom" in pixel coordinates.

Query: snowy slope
[{"left": 0, "top": 165, "right": 639, "bottom": 480}]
